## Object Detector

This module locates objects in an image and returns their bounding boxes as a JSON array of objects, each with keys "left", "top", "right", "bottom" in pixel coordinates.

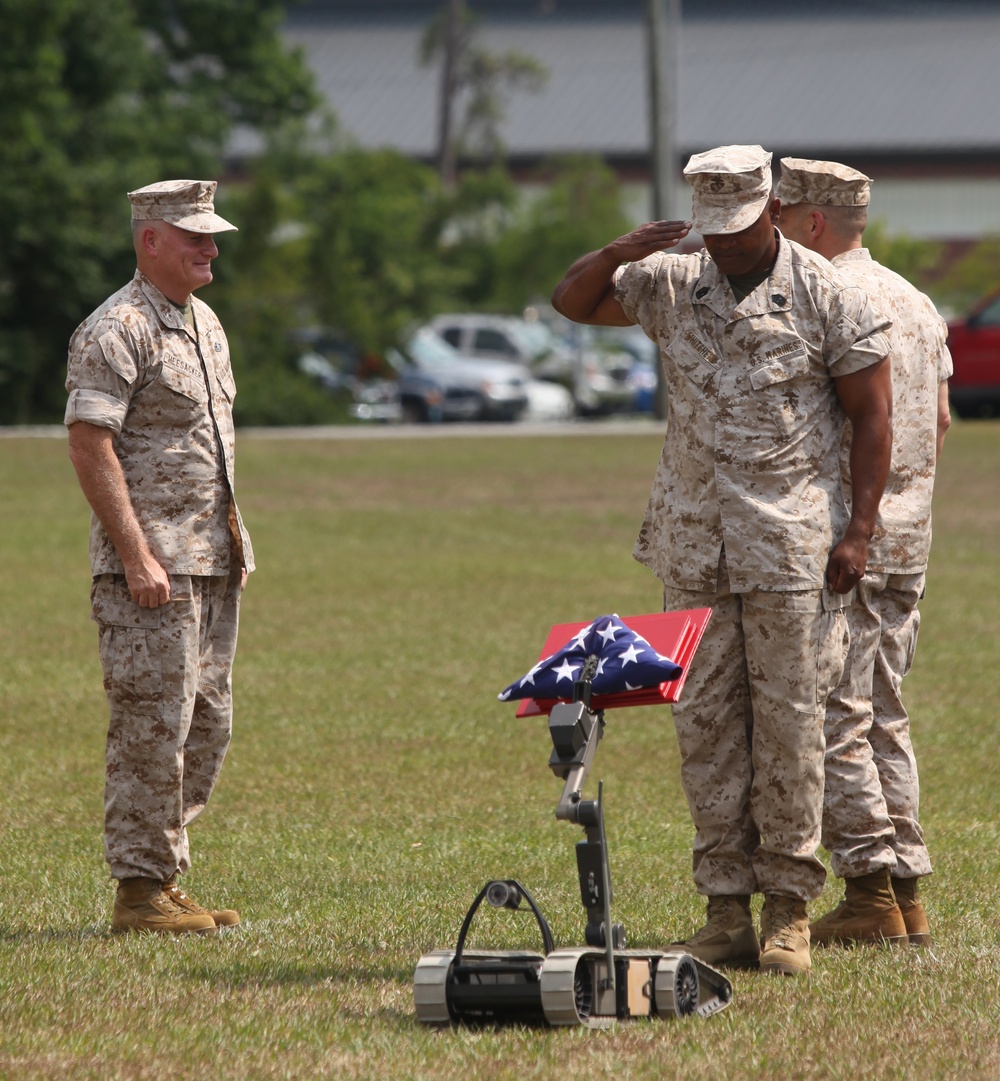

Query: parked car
[
  {"left": 388, "top": 327, "right": 530, "bottom": 423},
  {"left": 947, "top": 289, "right": 1000, "bottom": 417},
  {"left": 523, "top": 378, "right": 575, "bottom": 422},
  {"left": 626, "top": 360, "right": 658, "bottom": 414},
  {"left": 580, "top": 323, "right": 662, "bottom": 414},
  {"left": 293, "top": 328, "right": 402, "bottom": 423},
  {"left": 348, "top": 379, "right": 404, "bottom": 423},
  {"left": 428, "top": 313, "right": 635, "bottom": 416}
]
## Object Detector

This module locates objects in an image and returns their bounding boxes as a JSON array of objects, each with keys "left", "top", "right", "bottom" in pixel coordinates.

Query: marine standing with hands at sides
[
  {"left": 66, "top": 179, "right": 253, "bottom": 935},
  {"left": 776, "top": 158, "right": 952, "bottom": 947},
  {"left": 551, "top": 145, "right": 893, "bottom": 976}
]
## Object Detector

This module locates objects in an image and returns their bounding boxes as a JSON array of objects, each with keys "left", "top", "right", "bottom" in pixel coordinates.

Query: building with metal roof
[{"left": 282, "top": 0, "right": 1000, "bottom": 240}]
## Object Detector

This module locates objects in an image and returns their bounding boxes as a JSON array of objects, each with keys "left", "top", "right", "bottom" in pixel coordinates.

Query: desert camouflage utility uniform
[
  {"left": 822, "top": 249, "right": 951, "bottom": 881},
  {"left": 65, "top": 271, "right": 254, "bottom": 881},
  {"left": 616, "top": 233, "right": 890, "bottom": 901}
]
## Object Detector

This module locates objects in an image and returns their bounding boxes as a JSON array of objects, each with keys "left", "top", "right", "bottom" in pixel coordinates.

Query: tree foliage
[
  {"left": 0, "top": 0, "right": 635, "bottom": 426},
  {"left": 862, "top": 220, "right": 942, "bottom": 297},
  {"left": 924, "top": 237, "right": 1000, "bottom": 316},
  {"left": 200, "top": 144, "right": 521, "bottom": 424},
  {"left": 419, "top": 4, "right": 548, "bottom": 168},
  {"left": 0, "top": 0, "right": 318, "bottom": 423},
  {"left": 300, "top": 149, "right": 467, "bottom": 355},
  {"left": 489, "top": 156, "right": 634, "bottom": 312},
  {"left": 862, "top": 221, "right": 1000, "bottom": 317}
]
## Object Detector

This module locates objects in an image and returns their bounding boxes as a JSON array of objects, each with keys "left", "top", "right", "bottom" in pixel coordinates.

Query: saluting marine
[{"left": 551, "top": 145, "right": 893, "bottom": 976}]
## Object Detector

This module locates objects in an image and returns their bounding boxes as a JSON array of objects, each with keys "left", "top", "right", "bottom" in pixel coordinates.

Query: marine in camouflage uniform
[
  {"left": 66, "top": 180, "right": 253, "bottom": 935},
  {"left": 551, "top": 145, "right": 893, "bottom": 976},
  {"left": 777, "top": 158, "right": 952, "bottom": 946}
]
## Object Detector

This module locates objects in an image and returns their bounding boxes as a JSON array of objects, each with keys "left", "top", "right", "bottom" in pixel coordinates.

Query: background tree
[
  {"left": 301, "top": 149, "right": 466, "bottom": 357},
  {"left": 0, "top": 0, "right": 318, "bottom": 424},
  {"left": 862, "top": 220, "right": 943, "bottom": 300},
  {"left": 861, "top": 221, "right": 1000, "bottom": 318},
  {"left": 430, "top": 166, "right": 520, "bottom": 310},
  {"left": 208, "top": 142, "right": 520, "bottom": 425},
  {"left": 205, "top": 133, "right": 345, "bottom": 427},
  {"left": 420, "top": 2, "right": 548, "bottom": 180},
  {"left": 923, "top": 237, "right": 1000, "bottom": 316},
  {"left": 0, "top": 0, "right": 643, "bottom": 427},
  {"left": 487, "top": 156, "right": 634, "bottom": 314}
]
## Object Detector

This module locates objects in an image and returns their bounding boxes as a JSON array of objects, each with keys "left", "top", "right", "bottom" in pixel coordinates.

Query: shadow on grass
[
  {"left": 181, "top": 958, "right": 427, "bottom": 1025},
  {"left": 181, "top": 956, "right": 417, "bottom": 987},
  {"left": 180, "top": 959, "right": 564, "bottom": 1030},
  {"left": 0, "top": 924, "right": 117, "bottom": 943}
]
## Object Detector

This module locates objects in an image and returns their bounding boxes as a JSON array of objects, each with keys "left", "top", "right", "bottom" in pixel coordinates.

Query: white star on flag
[
  {"left": 596, "top": 621, "right": 619, "bottom": 645},
  {"left": 519, "top": 662, "right": 545, "bottom": 688},
  {"left": 553, "top": 658, "right": 581, "bottom": 682},
  {"left": 618, "top": 643, "right": 641, "bottom": 666}
]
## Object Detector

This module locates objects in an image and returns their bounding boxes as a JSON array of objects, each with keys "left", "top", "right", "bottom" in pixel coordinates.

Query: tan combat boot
[
  {"left": 163, "top": 877, "right": 241, "bottom": 929},
  {"left": 809, "top": 868, "right": 907, "bottom": 946},
  {"left": 759, "top": 894, "right": 810, "bottom": 976},
  {"left": 676, "top": 895, "right": 760, "bottom": 968},
  {"left": 112, "top": 877, "right": 218, "bottom": 936},
  {"left": 891, "top": 876, "right": 931, "bottom": 947}
]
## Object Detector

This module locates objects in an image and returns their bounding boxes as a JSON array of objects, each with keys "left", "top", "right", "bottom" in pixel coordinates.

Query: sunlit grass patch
[{"left": 1, "top": 421, "right": 998, "bottom": 1080}]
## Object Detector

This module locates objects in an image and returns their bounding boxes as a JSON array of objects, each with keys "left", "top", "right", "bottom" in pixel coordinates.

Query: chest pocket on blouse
[
  {"left": 159, "top": 354, "right": 208, "bottom": 404},
  {"left": 749, "top": 345, "right": 810, "bottom": 440},
  {"left": 666, "top": 332, "right": 720, "bottom": 389}
]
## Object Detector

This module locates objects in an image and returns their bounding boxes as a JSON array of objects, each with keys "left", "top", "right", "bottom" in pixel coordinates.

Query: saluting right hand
[{"left": 607, "top": 220, "right": 693, "bottom": 263}]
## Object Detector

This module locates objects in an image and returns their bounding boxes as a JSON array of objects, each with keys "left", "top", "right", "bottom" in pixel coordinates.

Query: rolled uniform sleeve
[{"left": 65, "top": 389, "right": 128, "bottom": 433}]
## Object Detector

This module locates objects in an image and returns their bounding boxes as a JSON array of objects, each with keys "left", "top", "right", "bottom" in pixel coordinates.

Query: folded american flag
[{"left": 498, "top": 614, "right": 683, "bottom": 703}]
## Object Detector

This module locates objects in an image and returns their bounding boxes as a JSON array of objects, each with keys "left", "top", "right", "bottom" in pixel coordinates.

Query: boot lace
[
  {"left": 148, "top": 889, "right": 189, "bottom": 917},
  {"left": 766, "top": 895, "right": 801, "bottom": 950},
  {"left": 163, "top": 881, "right": 210, "bottom": 915}
]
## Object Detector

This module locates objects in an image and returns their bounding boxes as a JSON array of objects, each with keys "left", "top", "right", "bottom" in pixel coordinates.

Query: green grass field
[{"left": 1, "top": 421, "right": 998, "bottom": 1080}]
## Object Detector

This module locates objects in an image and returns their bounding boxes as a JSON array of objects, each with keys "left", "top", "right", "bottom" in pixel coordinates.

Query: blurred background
[{"left": 3, "top": 0, "right": 999, "bottom": 427}]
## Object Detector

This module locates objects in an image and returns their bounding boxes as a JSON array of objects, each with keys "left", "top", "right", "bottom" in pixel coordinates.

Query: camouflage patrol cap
[
  {"left": 683, "top": 145, "right": 773, "bottom": 235},
  {"left": 775, "top": 158, "right": 871, "bottom": 207},
  {"left": 127, "top": 179, "right": 238, "bottom": 233}
]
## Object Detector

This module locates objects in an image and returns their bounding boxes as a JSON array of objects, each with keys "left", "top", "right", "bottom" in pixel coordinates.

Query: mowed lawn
[{"left": 0, "top": 421, "right": 998, "bottom": 1081}]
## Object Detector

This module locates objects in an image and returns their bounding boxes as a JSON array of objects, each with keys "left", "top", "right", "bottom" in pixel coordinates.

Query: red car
[{"left": 947, "top": 290, "right": 1000, "bottom": 418}]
